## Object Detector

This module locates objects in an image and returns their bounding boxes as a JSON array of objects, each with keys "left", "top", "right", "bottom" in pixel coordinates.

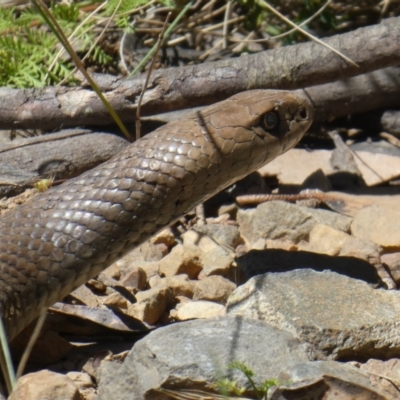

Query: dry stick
[
  {"left": 187, "top": 1, "right": 227, "bottom": 28},
  {"left": 300, "top": 67, "right": 400, "bottom": 121},
  {"left": 156, "top": 388, "right": 252, "bottom": 400},
  {"left": 235, "top": 193, "right": 320, "bottom": 207},
  {"left": 257, "top": 0, "right": 357, "bottom": 67},
  {"left": 199, "top": 37, "right": 224, "bottom": 61},
  {"left": 0, "top": 316, "right": 15, "bottom": 394},
  {"left": 136, "top": 18, "right": 166, "bottom": 26},
  {"left": 167, "top": 35, "right": 188, "bottom": 46},
  {"left": 119, "top": 30, "right": 130, "bottom": 73},
  {"left": 380, "top": 0, "right": 392, "bottom": 17},
  {"left": 15, "top": 311, "right": 47, "bottom": 380},
  {"left": 70, "top": 0, "right": 123, "bottom": 75},
  {"left": 135, "top": 13, "right": 171, "bottom": 141},
  {"left": 327, "top": 129, "right": 385, "bottom": 183},
  {"left": 114, "top": 0, "right": 156, "bottom": 18},
  {"left": 46, "top": 1, "right": 107, "bottom": 82},
  {"left": 270, "top": 0, "right": 331, "bottom": 40},
  {"left": 1, "top": 18, "right": 400, "bottom": 130},
  {"left": 380, "top": 132, "right": 400, "bottom": 148},
  {"left": 200, "top": 16, "right": 245, "bottom": 33},
  {"left": 229, "top": 0, "right": 331, "bottom": 43},
  {"left": 31, "top": 0, "right": 131, "bottom": 140},
  {"left": 129, "top": 1, "right": 194, "bottom": 77},
  {"left": 364, "top": 371, "right": 400, "bottom": 392}
]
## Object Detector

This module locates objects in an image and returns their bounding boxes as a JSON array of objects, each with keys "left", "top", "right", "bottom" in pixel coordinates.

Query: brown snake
[{"left": 0, "top": 90, "right": 313, "bottom": 340}]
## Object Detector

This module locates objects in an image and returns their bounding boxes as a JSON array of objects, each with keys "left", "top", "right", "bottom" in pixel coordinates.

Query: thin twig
[
  {"left": 15, "top": 310, "right": 47, "bottom": 380},
  {"left": 31, "top": 0, "right": 132, "bottom": 140},
  {"left": 129, "top": 0, "right": 194, "bottom": 77},
  {"left": 236, "top": 192, "right": 323, "bottom": 207},
  {"left": 119, "top": 30, "right": 130, "bottom": 73},
  {"left": 188, "top": 2, "right": 227, "bottom": 28},
  {"left": 257, "top": 0, "right": 358, "bottom": 67},
  {"left": 0, "top": 317, "right": 16, "bottom": 395},
  {"left": 380, "top": 132, "right": 400, "bottom": 148},
  {"left": 200, "top": 16, "right": 245, "bottom": 33},
  {"left": 199, "top": 37, "right": 224, "bottom": 60},
  {"left": 380, "top": 0, "right": 392, "bottom": 18},
  {"left": 222, "top": 1, "right": 232, "bottom": 49},
  {"left": 58, "top": 3, "right": 118, "bottom": 86},
  {"left": 365, "top": 370, "right": 400, "bottom": 392},
  {"left": 77, "top": 0, "right": 123, "bottom": 68},
  {"left": 272, "top": 0, "right": 331, "bottom": 40},
  {"left": 113, "top": 0, "right": 156, "bottom": 18},
  {"left": 46, "top": 1, "right": 107, "bottom": 82},
  {"left": 228, "top": 0, "right": 331, "bottom": 43},
  {"left": 136, "top": 12, "right": 171, "bottom": 141}
]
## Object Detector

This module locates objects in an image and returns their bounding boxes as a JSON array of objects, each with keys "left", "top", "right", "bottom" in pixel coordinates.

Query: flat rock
[
  {"left": 158, "top": 244, "right": 203, "bottom": 278},
  {"left": 227, "top": 269, "right": 400, "bottom": 360},
  {"left": 182, "top": 231, "right": 235, "bottom": 276},
  {"left": 128, "top": 286, "right": 173, "bottom": 324},
  {"left": 259, "top": 146, "right": 400, "bottom": 186},
  {"left": 237, "top": 201, "right": 351, "bottom": 245},
  {"left": 151, "top": 228, "right": 176, "bottom": 247},
  {"left": 97, "top": 316, "right": 311, "bottom": 400},
  {"left": 351, "top": 205, "right": 400, "bottom": 250},
  {"left": 170, "top": 300, "right": 226, "bottom": 320},
  {"left": 192, "top": 224, "right": 242, "bottom": 248},
  {"left": 298, "top": 224, "right": 350, "bottom": 256},
  {"left": 350, "top": 141, "right": 400, "bottom": 186},
  {"left": 258, "top": 149, "right": 335, "bottom": 185},
  {"left": 14, "top": 370, "right": 81, "bottom": 400},
  {"left": 270, "top": 361, "right": 392, "bottom": 399},
  {"left": 150, "top": 274, "right": 195, "bottom": 298},
  {"left": 119, "top": 266, "right": 147, "bottom": 290},
  {"left": 113, "top": 241, "right": 165, "bottom": 280},
  {"left": 193, "top": 275, "right": 236, "bottom": 304}
]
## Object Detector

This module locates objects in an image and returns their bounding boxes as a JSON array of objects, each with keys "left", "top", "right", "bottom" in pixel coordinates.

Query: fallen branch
[{"left": 1, "top": 17, "right": 400, "bottom": 130}]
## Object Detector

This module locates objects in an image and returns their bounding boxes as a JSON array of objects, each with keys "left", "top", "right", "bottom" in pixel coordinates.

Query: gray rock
[
  {"left": 193, "top": 224, "right": 242, "bottom": 249},
  {"left": 193, "top": 275, "right": 236, "bottom": 304},
  {"left": 237, "top": 201, "right": 351, "bottom": 245},
  {"left": 227, "top": 269, "right": 400, "bottom": 360},
  {"left": 269, "top": 361, "right": 391, "bottom": 399},
  {"left": 306, "top": 207, "right": 352, "bottom": 232},
  {"left": 182, "top": 231, "right": 235, "bottom": 276},
  {"left": 97, "top": 316, "right": 311, "bottom": 400}
]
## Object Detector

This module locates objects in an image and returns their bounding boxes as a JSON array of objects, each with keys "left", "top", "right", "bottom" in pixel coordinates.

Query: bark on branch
[{"left": 1, "top": 17, "right": 400, "bottom": 130}]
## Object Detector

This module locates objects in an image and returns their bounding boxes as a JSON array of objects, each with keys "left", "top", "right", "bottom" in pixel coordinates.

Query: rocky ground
[
  {"left": 2, "top": 1, "right": 400, "bottom": 399},
  {"left": 7, "top": 132, "right": 400, "bottom": 400}
]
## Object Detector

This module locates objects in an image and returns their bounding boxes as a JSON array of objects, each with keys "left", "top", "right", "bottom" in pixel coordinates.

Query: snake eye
[{"left": 260, "top": 111, "right": 280, "bottom": 133}]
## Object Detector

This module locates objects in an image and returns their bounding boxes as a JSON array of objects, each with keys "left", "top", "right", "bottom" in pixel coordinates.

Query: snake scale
[{"left": 0, "top": 90, "right": 313, "bottom": 340}]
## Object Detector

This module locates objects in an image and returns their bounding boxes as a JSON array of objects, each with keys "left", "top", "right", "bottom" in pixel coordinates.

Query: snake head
[{"left": 198, "top": 89, "right": 313, "bottom": 178}]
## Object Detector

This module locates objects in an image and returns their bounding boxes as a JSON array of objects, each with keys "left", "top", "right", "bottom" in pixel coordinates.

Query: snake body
[{"left": 0, "top": 90, "right": 313, "bottom": 339}]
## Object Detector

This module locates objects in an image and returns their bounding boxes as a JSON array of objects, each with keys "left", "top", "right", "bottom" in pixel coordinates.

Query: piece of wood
[
  {"left": 0, "top": 129, "right": 127, "bottom": 197},
  {"left": 1, "top": 17, "right": 400, "bottom": 130}
]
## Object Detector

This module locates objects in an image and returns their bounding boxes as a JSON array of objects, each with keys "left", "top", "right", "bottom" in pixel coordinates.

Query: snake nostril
[{"left": 298, "top": 107, "right": 308, "bottom": 120}]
